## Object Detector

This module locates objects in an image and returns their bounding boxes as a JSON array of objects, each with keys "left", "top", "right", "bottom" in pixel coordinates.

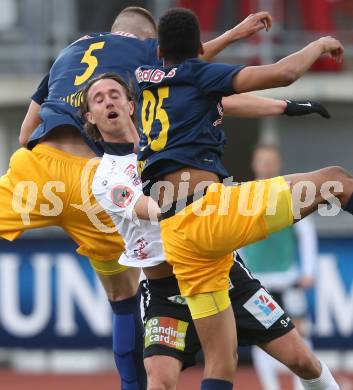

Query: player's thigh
[
  {"left": 160, "top": 178, "right": 292, "bottom": 297},
  {"left": 212, "top": 177, "right": 293, "bottom": 252},
  {"left": 161, "top": 177, "right": 293, "bottom": 259},
  {"left": 0, "top": 148, "right": 62, "bottom": 240},
  {"left": 144, "top": 355, "right": 181, "bottom": 390},
  {"left": 62, "top": 192, "right": 125, "bottom": 261}
]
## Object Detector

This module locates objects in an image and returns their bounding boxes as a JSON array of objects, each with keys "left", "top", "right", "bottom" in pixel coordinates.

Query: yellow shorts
[
  {"left": 0, "top": 145, "right": 124, "bottom": 262},
  {"left": 160, "top": 177, "right": 293, "bottom": 297}
]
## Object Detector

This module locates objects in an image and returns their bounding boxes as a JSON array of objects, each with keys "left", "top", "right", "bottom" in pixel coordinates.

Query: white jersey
[{"left": 92, "top": 143, "right": 165, "bottom": 268}]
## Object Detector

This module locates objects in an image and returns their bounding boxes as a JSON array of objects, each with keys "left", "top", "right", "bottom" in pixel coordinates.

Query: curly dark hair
[
  {"left": 80, "top": 72, "right": 135, "bottom": 142},
  {"left": 158, "top": 8, "right": 201, "bottom": 64}
]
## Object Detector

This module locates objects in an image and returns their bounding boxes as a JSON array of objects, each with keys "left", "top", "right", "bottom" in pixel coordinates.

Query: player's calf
[
  {"left": 89, "top": 260, "right": 146, "bottom": 389},
  {"left": 193, "top": 306, "right": 238, "bottom": 383},
  {"left": 111, "top": 294, "right": 147, "bottom": 390},
  {"left": 262, "top": 329, "right": 339, "bottom": 390},
  {"left": 285, "top": 347, "right": 321, "bottom": 379}
]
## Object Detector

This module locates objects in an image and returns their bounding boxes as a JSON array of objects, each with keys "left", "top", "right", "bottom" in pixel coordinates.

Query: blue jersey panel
[
  {"left": 31, "top": 74, "right": 49, "bottom": 105},
  {"left": 28, "top": 32, "right": 159, "bottom": 153},
  {"left": 136, "top": 59, "right": 245, "bottom": 192}
]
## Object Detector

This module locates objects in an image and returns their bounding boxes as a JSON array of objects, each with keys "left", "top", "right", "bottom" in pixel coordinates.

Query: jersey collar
[{"left": 100, "top": 141, "right": 134, "bottom": 156}]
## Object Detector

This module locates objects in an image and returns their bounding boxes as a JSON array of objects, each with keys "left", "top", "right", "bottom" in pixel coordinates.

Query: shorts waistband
[
  {"left": 145, "top": 275, "right": 179, "bottom": 289},
  {"left": 160, "top": 187, "right": 208, "bottom": 220},
  {"left": 32, "top": 144, "right": 95, "bottom": 165}
]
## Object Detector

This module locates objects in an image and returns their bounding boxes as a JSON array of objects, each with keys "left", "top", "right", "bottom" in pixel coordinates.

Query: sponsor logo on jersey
[
  {"left": 124, "top": 164, "right": 141, "bottom": 186},
  {"left": 134, "top": 238, "right": 148, "bottom": 260},
  {"left": 59, "top": 89, "right": 84, "bottom": 108},
  {"left": 135, "top": 66, "right": 177, "bottom": 84},
  {"left": 111, "top": 185, "right": 134, "bottom": 208},
  {"left": 145, "top": 317, "right": 188, "bottom": 351},
  {"left": 243, "top": 288, "right": 284, "bottom": 329}
]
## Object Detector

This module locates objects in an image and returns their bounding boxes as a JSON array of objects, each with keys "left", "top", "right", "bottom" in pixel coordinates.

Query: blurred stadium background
[{"left": 0, "top": 0, "right": 352, "bottom": 388}]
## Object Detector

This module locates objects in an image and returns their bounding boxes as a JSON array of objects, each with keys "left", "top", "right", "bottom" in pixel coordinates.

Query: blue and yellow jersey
[
  {"left": 28, "top": 32, "right": 159, "bottom": 153},
  {"left": 135, "top": 59, "right": 244, "bottom": 192}
]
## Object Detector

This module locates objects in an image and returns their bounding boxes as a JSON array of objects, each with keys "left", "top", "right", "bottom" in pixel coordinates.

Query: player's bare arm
[
  {"left": 222, "top": 94, "right": 330, "bottom": 118},
  {"left": 201, "top": 11, "right": 272, "bottom": 61},
  {"left": 134, "top": 194, "right": 160, "bottom": 222},
  {"left": 233, "top": 36, "right": 344, "bottom": 93},
  {"left": 222, "top": 94, "right": 286, "bottom": 117},
  {"left": 19, "top": 100, "right": 41, "bottom": 146}
]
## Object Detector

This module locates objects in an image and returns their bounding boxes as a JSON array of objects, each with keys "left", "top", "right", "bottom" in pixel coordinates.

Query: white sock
[
  {"left": 300, "top": 360, "right": 339, "bottom": 390},
  {"left": 252, "top": 346, "right": 280, "bottom": 390}
]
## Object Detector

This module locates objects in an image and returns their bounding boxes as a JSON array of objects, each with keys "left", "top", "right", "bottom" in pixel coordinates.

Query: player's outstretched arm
[
  {"left": 233, "top": 36, "right": 344, "bottom": 93},
  {"left": 222, "top": 94, "right": 286, "bottom": 117},
  {"left": 19, "top": 73, "right": 49, "bottom": 146},
  {"left": 222, "top": 94, "right": 331, "bottom": 118},
  {"left": 201, "top": 12, "right": 272, "bottom": 61},
  {"left": 19, "top": 100, "right": 41, "bottom": 146}
]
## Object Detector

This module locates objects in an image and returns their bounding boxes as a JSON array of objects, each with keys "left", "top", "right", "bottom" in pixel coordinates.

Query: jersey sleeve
[
  {"left": 31, "top": 74, "right": 49, "bottom": 104},
  {"left": 194, "top": 60, "right": 245, "bottom": 97}
]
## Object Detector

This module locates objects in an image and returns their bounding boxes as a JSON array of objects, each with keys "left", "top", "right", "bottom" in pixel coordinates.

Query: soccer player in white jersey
[{"left": 81, "top": 72, "right": 339, "bottom": 390}]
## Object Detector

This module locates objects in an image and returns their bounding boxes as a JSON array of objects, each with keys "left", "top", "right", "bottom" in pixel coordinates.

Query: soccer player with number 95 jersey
[{"left": 137, "top": 8, "right": 347, "bottom": 389}]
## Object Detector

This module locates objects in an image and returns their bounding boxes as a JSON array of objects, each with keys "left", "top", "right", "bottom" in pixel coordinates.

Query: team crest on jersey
[
  {"left": 111, "top": 185, "right": 134, "bottom": 208},
  {"left": 124, "top": 164, "right": 141, "bottom": 186}
]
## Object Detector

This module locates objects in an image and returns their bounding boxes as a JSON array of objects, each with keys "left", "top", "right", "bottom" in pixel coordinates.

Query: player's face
[
  {"left": 252, "top": 148, "right": 282, "bottom": 179},
  {"left": 86, "top": 78, "right": 134, "bottom": 140}
]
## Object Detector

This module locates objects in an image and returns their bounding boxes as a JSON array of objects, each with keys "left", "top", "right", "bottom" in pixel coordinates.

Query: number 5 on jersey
[
  {"left": 74, "top": 41, "right": 105, "bottom": 86},
  {"left": 141, "top": 86, "right": 170, "bottom": 152}
]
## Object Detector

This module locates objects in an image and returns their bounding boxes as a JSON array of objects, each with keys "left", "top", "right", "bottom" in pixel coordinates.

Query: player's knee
[
  {"left": 146, "top": 378, "right": 176, "bottom": 390},
  {"left": 90, "top": 258, "right": 140, "bottom": 301},
  {"left": 319, "top": 165, "right": 353, "bottom": 204},
  {"left": 105, "top": 278, "right": 138, "bottom": 302},
  {"left": 322, "top": 165, "right": 351, "bottom": 181},
  {"left": 287, "top": 350, "right": 321, "bottom": 379},
  {"left": 204, "top": 351, "right": 237, "bottom": 379},
  {"left": 144, "top": 357, "right": 178, "bottom": 390}
]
